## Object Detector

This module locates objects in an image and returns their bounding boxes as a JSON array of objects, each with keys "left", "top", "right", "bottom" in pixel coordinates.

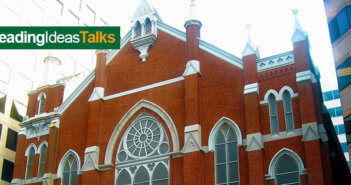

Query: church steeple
[{"left": 130, "top": 0, "right": 161, "bottom": 62}]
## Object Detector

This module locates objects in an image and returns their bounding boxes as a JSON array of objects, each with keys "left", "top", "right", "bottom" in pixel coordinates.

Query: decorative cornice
[
  {"left": 256, "top": 51, "right": 294, "bottom": 72},
  {"left": 20, "top": 112, "right": 61, "bottom": 126}
]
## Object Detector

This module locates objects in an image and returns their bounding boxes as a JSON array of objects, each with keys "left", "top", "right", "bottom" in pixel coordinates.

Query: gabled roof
[{"left": 57, "top": 21, "right": 243, "bottom": 115}]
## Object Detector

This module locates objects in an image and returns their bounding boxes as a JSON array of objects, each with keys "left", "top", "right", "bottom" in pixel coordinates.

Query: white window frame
[
  {"left": 268, "top": 148, "right": 305, "bottom": 184},
  {"left": 57, "top": 149, "right": 81, "bottom": 184},
  {"left": 37, "top": 92, "right": 46, "bottom": 115},
  {"left": 25, "top": 144, "right": 37, "bottom": 179},
  {"left": 37, "top": 141, "right": 48, "bottom": 178}
]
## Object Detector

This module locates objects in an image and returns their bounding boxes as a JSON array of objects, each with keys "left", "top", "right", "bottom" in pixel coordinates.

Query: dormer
[{"left": 130, "top": 0, "right": 162, "bottom": 62}]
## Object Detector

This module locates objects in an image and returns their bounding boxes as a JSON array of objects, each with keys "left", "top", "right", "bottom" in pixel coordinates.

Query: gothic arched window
[
  {"left": 144, "top": 18, "right": 152, "bottom": 34},
  {"left": 37, "top": 92, "right": 46, "bottom": 114},
  {"left": 275, "top": 154, "right": 300, "bottom": 185},
  {"left": 282, "top": 90, "right": 294, "bottom": 131},
  {"left": 115, "top": 114, "right": 169, "bottom": 185},
  {"left": 215, "top": 123, "right": 239, "bottom": 185},
  {"left": 38, "top": 143, "right": 48, "bottom": 177},
  {"left": 116, "top": 169, "right": 131, "bottom": 185},
  {"left": 62, "top": 155, "right": 78, "bottom": 185},
  {"left": 25, "top": 146, "right": 36, "bottom": 179},
  {"left": 134, "top": 21, "right": 142, "bottom": 38},
  {"left": 268, "top": 93, "right": 279, "bottom": 134}
]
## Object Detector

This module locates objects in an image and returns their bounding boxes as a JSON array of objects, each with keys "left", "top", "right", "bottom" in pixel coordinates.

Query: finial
[
  {"left": 292, "top": 9, "right": 298, "bottom": 16},
  {"left": 242, "top": 24, "right": 259, "bottom": 57},
  {"left": 188, "top": 0, "right": 197, "bottom": 20},
  {"left": 292, "top": 9, "right": 303, "bottom": 31},
  {"left": 291, "top": 8, "right": 307, "bottom": 42},
  {"left": 246, "top": 24, "right": 253, "bottom": 45}
]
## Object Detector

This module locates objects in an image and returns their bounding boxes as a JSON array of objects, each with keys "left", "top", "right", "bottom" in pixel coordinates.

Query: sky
[{"left": 88, "top": 0, "right": 337, "bottom": 90}]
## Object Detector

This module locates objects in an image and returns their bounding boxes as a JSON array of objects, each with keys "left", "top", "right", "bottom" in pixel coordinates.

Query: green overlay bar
[{"left": 0, "top": 27, "right": 120, "bottom": 49}]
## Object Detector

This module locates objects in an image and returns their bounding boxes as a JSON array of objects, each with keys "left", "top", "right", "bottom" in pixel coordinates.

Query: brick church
[{"left": 11, "top": 0, "right": 351, "bottom": 185}]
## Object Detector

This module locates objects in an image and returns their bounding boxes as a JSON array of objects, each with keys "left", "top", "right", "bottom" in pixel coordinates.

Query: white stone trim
[
  {"left": 244, "top": 83, "right": 259, "bottom": 94},
  {"left": 292, "top": 29, "right": 307, "bottom": 42},
  {"left": 158, "top": 22, "right": 186, "bottom": 42},
  {"left": 103, "top": 77, "right": 184, "bottom": 101},
  {"left": 278, "top": 86, "right": 298, "bottom": 99},
  {"left": 88, "top": 87, "right": 105, "bottom": 102},
  {"left": 104, "top": 99, "right": 180, "bottom": 165},
  {"left": 37, "top": 141, "right": 48, "bottom": 154},
  {"left": 246, "top": 133, "right": 264, "bottom": 151},
  {"left": 268, "top": 148, "right": 305, "bottom": 179},
  {"left": 260, "top": 86, "right": 298, "bottom": 105},
  {"left": 198, "top": 39, "right": 243, "bottom": 69},
  {"left": 263, "top": 129, "right": 303, "bottom": 142},
  {"left": 183, "top": 124, "right": 201, "bottom": 153},
  {"left": 81, "top": 146, "right": 100, "bottom": 171},
  {"left": 260, "top": 89, "right": 279, "bottom": 105},
  {"left": 25, "top": 143, "right": 37, "bottom": 156},
  {"left": 242, "top": 42, "right": 258, "bottom": 57},
  {"left": 37, "top": 92, "right": 46, "bottom": 101},
  {"left": 208, "top": 117, "right": 243, "bottom": 151},
  {"left": 296, "top": 70, "right": 317, "bottom": 83},
  {"left": 57, "top": 149, "right": 82, "bottom": 178},
  {"left": 302, "top": 122, "right": 319, "bottom": 141},
  {"left": 183, "top": 60, "right": 200, "bottom": 76}
]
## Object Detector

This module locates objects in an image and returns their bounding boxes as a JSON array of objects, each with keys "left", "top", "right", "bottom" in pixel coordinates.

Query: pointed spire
[
  {"left": 188, "top": 0, "right": 197, "bottom": 21},
  {"left": 132, "top": 0, "right": 162, "bottom": 21},
  {"left": 184, "top": 0, "right": 202, "bottom": 28},
  {"left": 291, "top": 9, "right": 307, "bottom": 42},
  {"left": 242, "top": 24, "right": 259, "bottom": 57}
]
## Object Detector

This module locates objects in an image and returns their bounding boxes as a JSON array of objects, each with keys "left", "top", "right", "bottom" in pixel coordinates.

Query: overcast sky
[{"left": 88, "top": 0, "right": 336, "bottom": 90}]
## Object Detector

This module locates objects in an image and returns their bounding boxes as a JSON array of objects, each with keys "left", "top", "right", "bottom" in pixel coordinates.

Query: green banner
[{"left": 0, "top": 27, "right": 120, "bottom": 49}]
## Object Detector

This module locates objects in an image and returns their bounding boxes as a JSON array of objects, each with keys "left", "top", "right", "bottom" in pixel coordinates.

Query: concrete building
[
  {"left": 0, "top": 0, "right": 109, "bottom": 183},
  {"left": 321, "top": 81, "right": 350, "bottom": 167},
  {"left": 11, "top": 0, "right": 351, "bottom": 184},
  {"left": 324, "top": 0, "right": 351, "bottom": 161}
]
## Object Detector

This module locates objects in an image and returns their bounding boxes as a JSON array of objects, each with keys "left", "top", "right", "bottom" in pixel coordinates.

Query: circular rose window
[{"left": 123, "top": 117, "right": 164, "bottom": 158}]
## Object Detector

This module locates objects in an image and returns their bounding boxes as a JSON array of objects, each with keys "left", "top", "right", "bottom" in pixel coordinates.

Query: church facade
[{"left": 11, "top": 0, "right": 350, "bottom": 185}]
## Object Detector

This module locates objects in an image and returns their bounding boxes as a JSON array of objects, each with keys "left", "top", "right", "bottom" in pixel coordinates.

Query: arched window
[
  {"left": 25, "top": 147, "right": 35, "bottom": 179},
  {"left": 115, "top": 113, "right": 170, "bottom": 185},
  {"left": 116, "top": 170, "right": 131, "bottom": 185},
  {"left": 215, "top": 123, "right": 239, "bottom": 185},
  {"left": 152, "top": 163, "right": 169, "bottom": 185},
  {"left": 282, "top": 90, "right": 294, "bottom": 131},
  {"left": 268, "top": 148, "right": 304, "bottom": 185},
  {"left": 37, "top": 92, "right": 46, "bottom": 114},
  {"left": 62, "top": 155, "right": 78, "bottom": 185},
  {"left": 134, "top": 166, "right": 149, "bottom": 185},
  {"left": 144, "top": 18, "right": 152, "bottom": 34},
  {"left": 134, "top": 21, "right": 142, "bottom": 38},
  {"left": 268, "top": 93, "right": 279, "bottom": 134},
  {"left": 38, "top": 144, "right": 48, "bottom": 177},
  {"left": 275, "top": 154, "right": 300, "bottom": 185}
]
